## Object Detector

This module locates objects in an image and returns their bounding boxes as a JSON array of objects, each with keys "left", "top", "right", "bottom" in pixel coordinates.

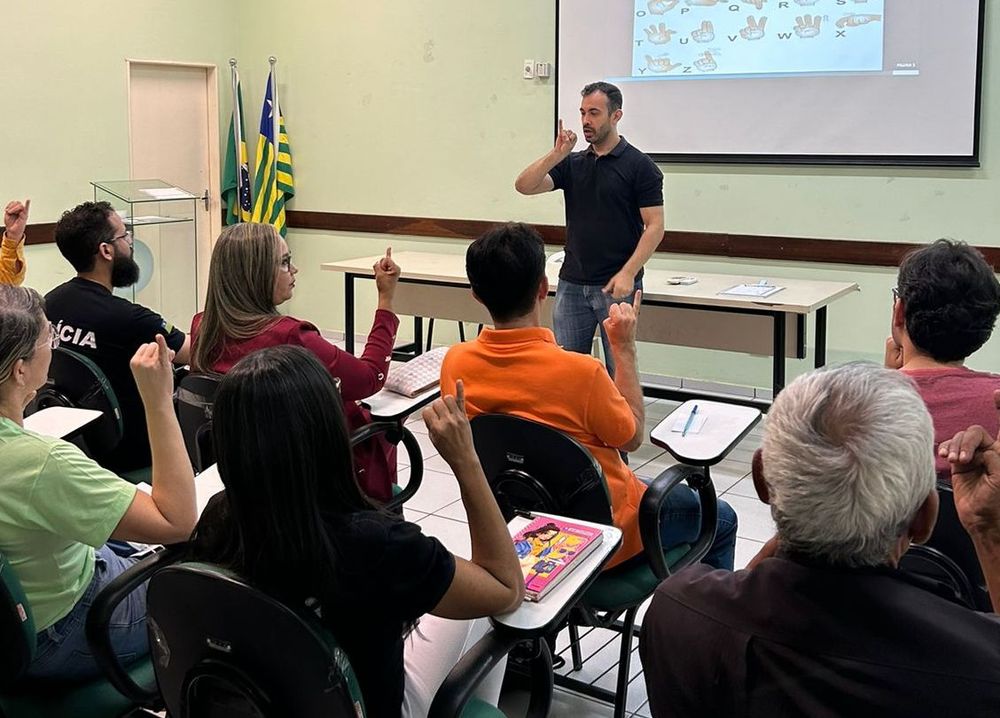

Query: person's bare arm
[
  {"left": 424, "top": 381, "right": 525, "bottom": 618},
  {"left": 603, "top": 205, "right": 665, "bottom": 299},
  {"left": 111, "top": 335, "right": 196, "bottom": 544},
  {"left": 940, "top": 395, "right": 1000, "bottom": 612},
  {"left": 603, "top": 291, "right": 645, "bottom": 452},
  {"left": 514, "top": 120, "right": 576, "bottom": 195}
]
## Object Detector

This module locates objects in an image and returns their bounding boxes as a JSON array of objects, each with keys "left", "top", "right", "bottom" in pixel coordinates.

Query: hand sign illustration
[
  {"left": 691, "top": 20, "right": 715, "bottom": 42},
  {"left": 645, "top": 23, "right": 677, "bottom": 44},
  {"left": 685, "top": 0, "right": 722, "bottom": 6},
  {"left": 645, "top": 54, "right": 681, "bottom": 73},
  {"left": 694, "top": 51, "right": 717, "bottom": 71},
  {"left": 836, "top": 13, "right": 882, "bottom": 28},
  {"left": 743, "top": 0, "right": 766, "bottom": 9},
  {"left": 793, "top": 0, "right": 819, "bottom": 4},
  {"left": 647, "top": 0, "right": 679, "bottom": 14},
  {"left": 794, "top": 14, "right": 822, "bottom": 37},
  {"left": 740, "top": 16, "right": 767, "bottom": 40}
]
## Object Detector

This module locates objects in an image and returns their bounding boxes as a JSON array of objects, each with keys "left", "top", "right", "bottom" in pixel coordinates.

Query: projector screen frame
[{"left": 553, "top": 0, "right": 986, "bottom": 168}]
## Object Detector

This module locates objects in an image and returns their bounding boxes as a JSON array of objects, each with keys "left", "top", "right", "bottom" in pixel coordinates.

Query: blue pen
[{"left": 681, "top": 404, "right": 699, "bottom": 437}]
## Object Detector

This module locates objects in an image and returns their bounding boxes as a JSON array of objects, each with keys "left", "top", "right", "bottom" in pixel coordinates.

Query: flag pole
[
  {"left": 229, "top": 58, "right": 246, "bottom": 222},
  {"left": 269, "top": 56, "right": 279, "bottom": 188}
]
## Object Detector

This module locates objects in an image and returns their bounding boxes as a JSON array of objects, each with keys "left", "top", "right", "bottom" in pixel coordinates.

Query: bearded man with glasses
[{"left": 44, "top": 201, "right": 190, "bottom": 474}]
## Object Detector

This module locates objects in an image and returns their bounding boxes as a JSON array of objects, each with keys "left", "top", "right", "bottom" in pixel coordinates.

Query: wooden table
[{"left": 322, "top": 251, "right": 859, "bottom": 401}]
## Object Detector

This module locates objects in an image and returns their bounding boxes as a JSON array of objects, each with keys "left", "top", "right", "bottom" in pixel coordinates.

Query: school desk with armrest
[
  {"left": 470, "top": 413, "right": 722, "bottom": 718},
  {"left": 429, "top": 513, "right": 622, "bottom": 718},
  {"left": 24, "top": 347, "right": 152, "bottom": 485}
]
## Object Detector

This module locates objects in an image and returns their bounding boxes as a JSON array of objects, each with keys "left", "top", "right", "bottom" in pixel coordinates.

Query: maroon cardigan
[{"left": 191, "top": 310, "right": 401, "bottom": 501}]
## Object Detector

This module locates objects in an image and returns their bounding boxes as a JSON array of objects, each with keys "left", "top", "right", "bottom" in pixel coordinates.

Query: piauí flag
[
  {"left": 222, "top": 76, "right": 252, "bottom": 225},
  {"left": 251, "top": 70, "right": 295, "bottom": 236}
]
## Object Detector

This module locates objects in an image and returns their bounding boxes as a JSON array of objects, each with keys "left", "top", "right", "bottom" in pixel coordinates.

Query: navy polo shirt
[{"left": 548, "top": 137, "right": 663, "bottom": 285}]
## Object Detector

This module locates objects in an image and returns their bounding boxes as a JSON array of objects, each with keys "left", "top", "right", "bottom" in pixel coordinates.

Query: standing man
[
  {"left": 515, "top": 81, "right": 664, "bottom": 374},
  {"left": 1, "top": 199, "right": 30, "bottom": 286},
  {"left": 46, "top": 201, "right": 190, "bottom": 474}
]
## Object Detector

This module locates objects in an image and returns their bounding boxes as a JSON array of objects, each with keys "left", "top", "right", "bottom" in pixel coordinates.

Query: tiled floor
[{"left": 397, "top": 396, "right": 773, "bottom": 717}]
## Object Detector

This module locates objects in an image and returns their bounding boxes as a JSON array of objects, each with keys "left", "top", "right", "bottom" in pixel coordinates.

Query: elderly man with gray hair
[{"left": 639, "top": 362, "right": 1000, "bottom": 718}]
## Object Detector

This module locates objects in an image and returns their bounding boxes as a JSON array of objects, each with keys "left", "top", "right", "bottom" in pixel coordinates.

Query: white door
[{"left": 126, "top": 60, "right": 221, "bottom": 328}]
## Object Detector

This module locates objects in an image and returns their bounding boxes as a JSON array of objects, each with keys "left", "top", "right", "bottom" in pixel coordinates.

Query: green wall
[
  {"left": 3, "top": 0, "right": 240, "bottom": 295},
  {"left": 9, "top": 1, "right": 999, "bottom": 388}
]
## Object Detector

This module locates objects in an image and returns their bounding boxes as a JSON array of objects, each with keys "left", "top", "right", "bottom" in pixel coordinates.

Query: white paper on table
[
  {"left": 140, "top": 187, "right": 195, "bottom": 200},
  {"left": 23, "top": 407, "right": 101, "bottom": 438},
  {"left": 671, "top": 411, "right": 707, "bottom": 435},
  {"left": 718, "top": 284, "right": 784, "bottom": 298}
]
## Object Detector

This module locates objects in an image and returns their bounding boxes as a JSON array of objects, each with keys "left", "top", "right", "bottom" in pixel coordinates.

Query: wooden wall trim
[
  {"left": 24, "top": 222, "right": 56, "bottom": 247},
  {"left": 286, "top": 210, "right": 1000, "bottom": 270},
  {"left": 24, "top": 212, "right": 1000, "bottom": 270}
]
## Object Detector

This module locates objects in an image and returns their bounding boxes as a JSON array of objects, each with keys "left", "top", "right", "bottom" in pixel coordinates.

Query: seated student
[
  {"left": 190, "top": 346, "right": 523, "bottom": 718},
  {"left": 885, "top": 238, "right": 1000, "bottom": 474},
  {"left": 190, "top": 223, "right": 401, "bottom": 502},
  {"left": 639, "top": 363, "right": 1000, "bottom": 718},
  {"left": 45, "top": 201, "right": 190, "bottom": 472},
  {"left": 0, "top": 285, "right": 196, "bottom": 681},
  {"left": 440, "top": 223, "right": 738, "bottom": 571},
  {"left": 1, "top": 199, "right": 29, "bottom": 286}
]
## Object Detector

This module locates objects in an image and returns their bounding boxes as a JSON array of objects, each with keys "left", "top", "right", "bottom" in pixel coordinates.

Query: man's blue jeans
[
  {"left": 656, "top": 484, "right": 738, "bottom": 571},
  {"left": 27, "top": 543, "right": 149, "bottom": 681},
  {"left": 553, "top": 278, "right": 641, "bottom": 377}
]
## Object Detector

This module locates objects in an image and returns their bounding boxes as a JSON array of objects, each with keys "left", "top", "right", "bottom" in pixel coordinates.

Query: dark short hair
[
  {"left": 466, "top": 223, "right": 546, "bottom": 323},
  {"left": 897, "top": 239, "right": 1000, "bottom": 362},
  {"left": 54, "top": 201, "right": 116, "bottom": 272},
  {"left": 582, "top": 81, "right": 623, "bottom": 114}
]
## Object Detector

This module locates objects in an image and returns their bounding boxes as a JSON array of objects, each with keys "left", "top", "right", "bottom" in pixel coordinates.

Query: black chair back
[
  {"left": 470, "top": 414, "right": 614, "bottom": 525},
  {"left": 175, "top": 374, "right": 221, "bottom": 473},
  {"left": 0, "top": 552, "right": 35, "bottom": 690},
  {"left": 927, "top": 480, "right": 992, "bottom": 611},
  {"left": 899, "top": 544, "right": 978, "bottom": 610},
  {"left": 147, "top": 563, "right": 366, "bottom": 718},
  {"left": 25, "top": 347, "right": 123, "bottom": 460}
]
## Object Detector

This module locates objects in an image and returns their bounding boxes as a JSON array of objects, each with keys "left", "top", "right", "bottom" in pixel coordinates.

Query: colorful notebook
[{"left": 512, "top": 515, "right": 605, "bottom": 602}]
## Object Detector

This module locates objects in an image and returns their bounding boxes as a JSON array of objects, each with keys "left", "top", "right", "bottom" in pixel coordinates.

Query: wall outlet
[
  {"left": 523, "top": 58, "right": 535, "bottom": 79},
  {"left": 535, "top": 61, "right": 551, "bottom": 79}
]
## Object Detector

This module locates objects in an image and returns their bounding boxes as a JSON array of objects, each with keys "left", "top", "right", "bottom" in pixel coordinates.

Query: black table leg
[
  {"left": 773, "top": 312, "right": 786, "bottom": 395},
  {"left": 815, "top": 306, "right": 828, "bottom": 368},
  {"left": 414, "top": 317, "right": 424, "bottom": 356},
  {"left": 345, "top": 274, "right": 355, "bottom": 355}
]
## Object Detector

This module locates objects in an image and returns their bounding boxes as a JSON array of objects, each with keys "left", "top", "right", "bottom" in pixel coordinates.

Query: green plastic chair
[
  {"left": 147, "top": 562, "right": 508, "bottom": 717},
  {"left": 471, "top": 414, "right": 722, "bottom": 718},
  {"left": 0, "top": 548, "right": 171, "bottom": 718}
]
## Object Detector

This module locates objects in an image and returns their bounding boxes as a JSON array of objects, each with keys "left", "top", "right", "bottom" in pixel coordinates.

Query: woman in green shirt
[{"left": 0, "top": 284, "right": 196, "bottom": 681}]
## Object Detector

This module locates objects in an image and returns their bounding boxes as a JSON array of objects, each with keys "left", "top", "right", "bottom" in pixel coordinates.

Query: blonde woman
[
  {"left": 191, "top": 223, "right": 401, "bottom": 501},
  {"left": 0, "top": 285, "right": 195, "bottom": 680}
]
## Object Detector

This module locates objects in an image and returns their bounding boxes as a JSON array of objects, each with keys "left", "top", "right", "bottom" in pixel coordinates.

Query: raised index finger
[
  {"left": 455, "top": 379, "right": 465, "bottom": 413},
  {"left": 633, "top": 289, "right": 643, "bottom": 315}
]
